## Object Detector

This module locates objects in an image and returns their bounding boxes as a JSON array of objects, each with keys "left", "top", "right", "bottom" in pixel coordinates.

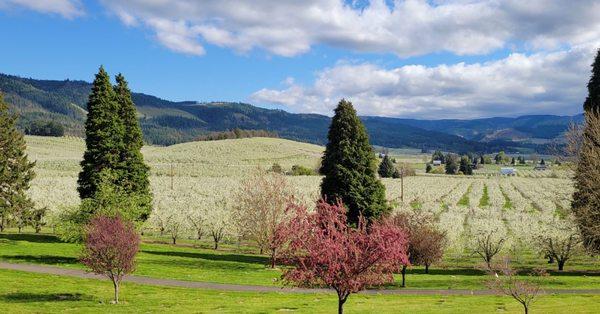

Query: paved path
[{"left": 2, "top": 262, "right": 600, "bottom": 296}]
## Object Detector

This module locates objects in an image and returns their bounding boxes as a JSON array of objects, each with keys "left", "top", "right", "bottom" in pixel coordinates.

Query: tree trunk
[
  {"left": 214, "top": 239, "right": 219, "bottom": 250},
  {"left": 401, "top": 265, "right": 407, "bottom": 287},
  {"left": 270, "top": 249, "right": 276, "bottom": 268},
  {"left": 172, "top": 237, "right": 176, "bottom": 245},
  {"left": 523, "top": 303, "right": 528, "bottom": 314},
  {"left": 113, "top": 280, "right": 119, "bottom": 304},
  {"left": 558, "top": 260, "right": 565, "bottom": 271},
  {"left": 548, "top": 255, "right": 554, "bottom": 264},
  {"left": 35, "top": 226, "right": 41, "bottom": 233},
  {"left": 18, "top": 226, "right": 22, "bottom": 233},
  {"left": 425, "top": 264, "right": 429, "bottom": 274},
  {"left": 337, "top": 295, "right": 348, "bottom": 314}
]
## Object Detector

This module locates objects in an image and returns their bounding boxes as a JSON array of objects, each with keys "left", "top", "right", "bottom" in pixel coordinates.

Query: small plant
[{"left": 80, "top": 215, "right": 140, "bottom": 304}]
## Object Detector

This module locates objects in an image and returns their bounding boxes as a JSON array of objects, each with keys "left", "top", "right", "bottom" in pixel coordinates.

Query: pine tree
[
  {"left": 378, "top": 155, "right": 396, "bottom": 178},
  {"left": 78, "top": 67, "right": 125, "bottom": 201},
  {"left": 320, "top": 99, "right": 389, "bottom": 224},
  {"left": 0, "top": 93, "right": 35, "bottom": 232},
  {"left": 114, "top": 74, "right": 152, "bottom": 220},
  {"left": 445, "top": 154, "right": 459, "bottom": 175},
  {"left": 573, "top": 49, "right": 600, "bottom": 254},
  {"left": 459, "top": 155, "right": 473, "bottom": 175}
]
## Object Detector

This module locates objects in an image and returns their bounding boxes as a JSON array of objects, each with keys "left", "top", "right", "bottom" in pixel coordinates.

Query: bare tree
[{"left": 486, "top": 258, "right": 545, "bottom": 314}]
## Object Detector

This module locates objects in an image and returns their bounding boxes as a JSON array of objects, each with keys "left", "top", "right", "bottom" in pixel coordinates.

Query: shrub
[{"left": 80, "top": 215, "right": 140, "bottom": 304}]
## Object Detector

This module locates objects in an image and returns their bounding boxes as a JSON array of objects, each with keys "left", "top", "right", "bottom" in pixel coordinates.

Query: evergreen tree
[
  {"left": 378, "top": 155, "right": 396, "bottom": 178},
  {"left": 425, "top": 163, "right": 432, "bottom": 173},
  {"left": 540, "top": 158, "right": 546, "bottom": 165},
  {"left": 431, "top": 150, "right": 445, "bottom": 163},
  {"left": 445, "top": 154, "right": 459, "bottom": 175},
  {"left": 511, "top": 157, "right": 516, "bottom": 165},
  {"left": 0, "top": 93, "right": 35, "bottom": 232},
  {"left": 573, "top": 49, "right": 600, "bottom": 254},
  {"left": 114, "top": 74, "right": 152, "bottom": 220},
  {"left": 459, "top": 155, "right": 473, "bottom": 175},
  {"left": 479, "top": 155, "right": 485, "bottom": 164},
  {"left": 78, "top": 67, "right": 125, "bottom": 202},
  {"left": 320, "top": 99, "right": 389, "bottom": 224}
]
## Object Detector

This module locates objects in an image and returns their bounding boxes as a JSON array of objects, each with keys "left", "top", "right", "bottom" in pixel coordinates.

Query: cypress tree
[
  {"left": 114, "top": 74, "right": 152, "bottom": 220},
  {"left": 78, "top": 66, "right": 125, "bottom": 201},
  {"left": 573, "top": 49, "right": 600, "bottom": 254},
  {"left": 0, "top": 93, "right": 35, "bottom": 231},
  {"left": 320, "top": 99, "right": 389, "bottom": 224},
  {"left": 378, "top": 154, "right": 396, "bottom": 178}
]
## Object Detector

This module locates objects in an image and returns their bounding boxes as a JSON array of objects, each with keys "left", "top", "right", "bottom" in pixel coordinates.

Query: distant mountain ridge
[{"left": 0, "top": 73, "right": 580, "bottom": 153}]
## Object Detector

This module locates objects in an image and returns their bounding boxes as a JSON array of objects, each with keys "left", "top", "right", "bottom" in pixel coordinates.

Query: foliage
[
  {"left": 378, "top": 155, "right": 396, "bottom": 178},
  {"left": 392, "top": 211, "right": 447, "bottom": 286},
  {"left": 78, "top": 68, "right": 151, "bottom": 224},
  {"left": 78, "top": 66, "right": 124, "bottom": 200},
  {"left": 232, "top": 171, "right": 294, "bottom": 260},
  {"left": 459, "top": 155, "right": 473, "bottom": 175},
  {"left": 445, "top": 153, "right": 459, "bottom": 175},
  {"left": 290, "top": 164, "right": 317, "bottom": 176},
  {"left": 320, "top": 99, "right": 389, "bottom": 224},
  {"left": 114, "top": 74, "right": 152, "bottom": 221},
  {"left": 24, "top": 120, "right": 65, "bottom": 137},
  {"left": 80, "top": 215, "right": 140, "bottom": 304},
  {"left": 196, "top": 129, "right": 278, "bottom": 141},
  {"left": 0, "top": 93, "right": 36, "bottom": 232},
  {"left": 572, "top": 49, "right": 600, "bottom": 254},
  {"left": 279, "top": 200, "right": 409, "bottom": 314}
]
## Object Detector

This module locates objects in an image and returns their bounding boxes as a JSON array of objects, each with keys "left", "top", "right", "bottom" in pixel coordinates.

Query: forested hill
[{"left": 0, "top": 73, "right": 576, "bottom": 153}]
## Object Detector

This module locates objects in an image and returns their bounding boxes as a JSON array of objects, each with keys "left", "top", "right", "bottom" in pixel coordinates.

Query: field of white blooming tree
[{"left": 25, "top": 135, "right": 577, "bottom": 258}]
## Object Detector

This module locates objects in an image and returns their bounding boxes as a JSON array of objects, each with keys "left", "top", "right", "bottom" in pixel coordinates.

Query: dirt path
[{"left": 2, "top": 262, "right": 600, "bottom": 295}]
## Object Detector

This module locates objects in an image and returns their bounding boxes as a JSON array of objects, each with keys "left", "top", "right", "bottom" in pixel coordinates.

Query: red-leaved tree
[
  {"left": 80, "top": 215, "right": 140, "bottom": 304},
  {"left": 279, "top": 200, "right": 409, "bottom": 314}
]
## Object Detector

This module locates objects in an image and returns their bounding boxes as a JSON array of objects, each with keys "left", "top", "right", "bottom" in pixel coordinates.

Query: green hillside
[{"left": 1, "top": 73, "right": 557, "bottom": 153}]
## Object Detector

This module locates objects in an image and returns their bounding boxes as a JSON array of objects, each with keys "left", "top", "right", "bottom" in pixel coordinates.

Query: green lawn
[
  {"left": 1, "top": 232, "right": 600, "bottom": 290},
  {"left": 2, "top": 269, "right": 600, "bottom": 313}
]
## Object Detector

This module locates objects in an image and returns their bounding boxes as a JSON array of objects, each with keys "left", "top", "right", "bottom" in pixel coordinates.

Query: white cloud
[
  {"left": 0, "top": 0, "right": 83, "bottom": 18},
  {"left": 99, "top": 0, "right": 600, "bottom": 57},
  {"left": 250, "top": 44, "right": 597, "bottom": 118}
]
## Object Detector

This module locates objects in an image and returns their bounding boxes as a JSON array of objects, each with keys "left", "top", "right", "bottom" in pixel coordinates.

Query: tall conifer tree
[
  {"left": 0, "top": 93, "right": 35, "bottom": 231},
  {"left": 320, "top": 99, "right": 389, "bottom": 224},
  {"left": 573, "top": 49, "right": 600, "bottom": 253},
  {"left": 114, "top": 74, "right": 152, "bottom": 220},
  {"left": 78, "top": 66, "right": 125, "bottom": 200}
]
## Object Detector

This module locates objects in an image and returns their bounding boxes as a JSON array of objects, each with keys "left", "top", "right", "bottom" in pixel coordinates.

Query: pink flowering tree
[
  {"left": 80, "top": 215, "right": 140, "bottom": 304},
  {"left": 279, "top": 200, "right": 409, "bottom": 314}
]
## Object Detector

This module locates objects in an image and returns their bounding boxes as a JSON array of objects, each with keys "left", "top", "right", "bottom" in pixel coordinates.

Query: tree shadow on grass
[
  {"left": 142, "top": 250, "right": 269, "bottom": 265},
  {"left": 0, "top": 255, "right": 79, "bottom": 265},
  {"left": 0, "top": 233, "right": 62, "bottom": 244},
  {"left": 1, "top": 293, "right": 94, "bottom": 303}
]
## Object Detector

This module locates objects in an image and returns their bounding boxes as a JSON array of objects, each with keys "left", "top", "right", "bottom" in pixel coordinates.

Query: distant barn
[{"left": 432, "top": 160, "right": 442, "bottom": 166}]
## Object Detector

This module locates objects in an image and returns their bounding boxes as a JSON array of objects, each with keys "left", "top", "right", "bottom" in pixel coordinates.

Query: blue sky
[{"left": 0, "top": 0, "right": 598, "bottom": 119}]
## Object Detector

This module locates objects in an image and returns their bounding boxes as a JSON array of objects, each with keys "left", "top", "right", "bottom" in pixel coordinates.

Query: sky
[{"left": 0, "top": 0, "right": 599, "bottom": 119}]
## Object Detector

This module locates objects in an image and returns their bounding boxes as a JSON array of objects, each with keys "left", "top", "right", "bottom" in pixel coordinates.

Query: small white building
[
  {"left": 432, "top": 160, "right": 442, "bottom": 166},
  {"left": 500, "top": 167, "right": 517, "bottom": 176}
]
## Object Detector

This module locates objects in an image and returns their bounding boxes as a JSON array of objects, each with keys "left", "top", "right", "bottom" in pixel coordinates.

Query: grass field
[
  {"left": 2, "top": 269, "right": 600, "bottom": 314},
  {"left": 2, "top": 232, "right": 599, "bottom": 290}
]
